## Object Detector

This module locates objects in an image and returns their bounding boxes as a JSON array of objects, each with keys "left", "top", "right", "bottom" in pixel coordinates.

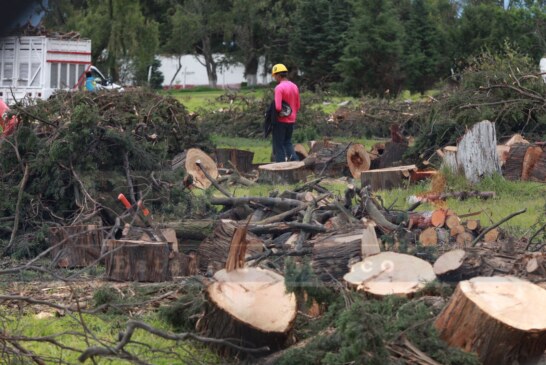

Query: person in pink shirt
[{"left": 271, "top": 63, "right": 300, "bottom": 162}]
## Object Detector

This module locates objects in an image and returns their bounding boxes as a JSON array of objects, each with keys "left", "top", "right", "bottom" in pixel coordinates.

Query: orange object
[
  {"left": 137, "top": 200, "right": 150, "bottom": 216},
  {"left": 117, "top": 193, "right": 132, "bottom": 209}
]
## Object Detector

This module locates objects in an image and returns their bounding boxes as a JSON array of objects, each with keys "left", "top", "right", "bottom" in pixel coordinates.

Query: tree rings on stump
[
  {"left": 200, "top": 268, "right": 297, "bottom": 355},
  {"left": 435, "top": 276, "right": 546, "bottom": 365},
  {"left": 343, "top": 252, "right": 436, "bottom": 297},
  {"left": 347, "top": 143, "right": 370, "bottom": 179},
  {"left": 433, "top": 249, "right": 481, "bottom": 282},
  {"left": 173, "top": 148, "right": 218, "bottom": 189}
]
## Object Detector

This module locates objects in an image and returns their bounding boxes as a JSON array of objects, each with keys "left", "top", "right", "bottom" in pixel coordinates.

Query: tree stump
[
  {"left": 172, "top": 148, "right": 218, "bottom": 189},
  {"left": 433, "top": 249, "right": 482, "bottom": 282},
  {"left": 48, "top": 225, "right": 102, "bottom": 268},
  {"left": 199, "top": 268, "right": 297, "bottom": 356},
  {"left": 258, "top": 161, "right": 309, "bottom": 184},
  {"left": 346, "top": 143, "right": 371, "bottom": 179},
  {"left": 214, "top": 148, "right": 254, "bottom": 173},
  {"left": 294, "top": 143, "right": 308, "bottom": 160},
  {"left": 311, "top": 231, "right": 363, "bottom": 282},
  {"left": 104, "top": 239, "right": 170, "bottom": 282},
  {"left": 378, "top": 141, "right": 408, "bottom": 168},
  {"left": 303, "top": 142, "right": 350, "bottom": 177},
  {"left": 198, "top": 220, "right": 263, "bottom": 274},
  {"left": 503, "top": 143, "right": 531, "bottom": 180},
  {"left": 361, "top": 165, "right": 417, "bottom": 191},
  {"left": 168, "top": 251, "right": 198, "bottom": 277},
  {"left": 530, "top": 150, "right": 546, "bottom": 182},
  {"left": 456, "top": 120, "right": 501, "bottom": 183},
  {"left": 521, "top": 145, "right": 543, "bottom": 180},
  {"left": 434, "top": 276, "right": 546, "bottom": 365},
  {"left": 344, "top": 252, "right": 436, "bottom": 297},
  {"left": 439, "top": 146, "right": 459, "bottom": 173}
]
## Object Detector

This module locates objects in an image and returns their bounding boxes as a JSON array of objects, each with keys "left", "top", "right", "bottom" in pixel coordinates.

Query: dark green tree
[
  {"left": 403, "top": 0, "right": 442, "bottom": 93},
  {"left": 336, "top": 0, "right": 404, "bottom": 96},
  {"left": 290, "top": 0, "right": 352, "bottom": 89}
]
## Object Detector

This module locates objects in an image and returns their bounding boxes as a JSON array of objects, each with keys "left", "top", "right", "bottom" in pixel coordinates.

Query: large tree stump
[
  {"left": 503, "top": 143, "right": 531, "bottom": 180},
  {"left": 435, "top": 276, "right": 546, "bottom": 365},
  {"left": 456, "top": 120, "right": 501, "bottom": 183},
  {"left": 347, "top": 143, "right": 371, "bottom": 179},
  {"left": 48, "top": 225, "right": 102, "bottom": 268},
  {"left": 258, "top": 161, "right": 309, "bottom": 184},
  {"left": 344, "top": 252, "right": 436, "bottom": 297},
  {"left": 199, "top": 268, "right": 297, "bottom": 356},
  {"left": 197, "top": 220, "right": 263, "bottom": 274},
  {"left": 303, "top": 142, "right": 350, "bottom": 177},
  {"left": 530, "top": 149, "right": 546, "bottom": 182},
  {"left": 172, "top": 148, "right": 218, "bottom": 189},
  {"left": 311, "top": 231, "right": 363, "bottom": 282},
  {"left": 378, "top": 141, "right": 408, "bottom": 168},
  {"left": 214, "top": 148, "right": 254, "bottom": 173},
  {"left": 104, "top": 239, "right": 171, "bottom": 282},
  {"left": 361, "top": 165, "right": 417, "bottom": 191}
]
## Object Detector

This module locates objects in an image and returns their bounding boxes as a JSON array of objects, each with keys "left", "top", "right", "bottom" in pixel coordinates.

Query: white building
[{"left": 157, "top": 54, "right": 272, "bottom": 89}]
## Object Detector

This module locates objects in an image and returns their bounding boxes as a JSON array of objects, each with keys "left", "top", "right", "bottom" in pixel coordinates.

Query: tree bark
[
  {"left": 258, "top": 161, "right": 310, "bottom": 184},
  {"left": 49, "top": 225, "right": 102, "bottom": 268},
  {"left": 361, "top": 165, "right": 417, "bottom": 191}
]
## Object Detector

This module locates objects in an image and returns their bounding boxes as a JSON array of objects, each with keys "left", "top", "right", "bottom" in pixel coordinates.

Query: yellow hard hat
[{"left": 271, "top": 63, "right": 288, "bottom": 76}]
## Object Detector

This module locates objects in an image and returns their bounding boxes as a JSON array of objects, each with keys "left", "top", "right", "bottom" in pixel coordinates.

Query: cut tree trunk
[
  {"left": 168, "top": 251, "right": 198, "bottom": 277},
  {"left": 419, "top": 227, "right": 438, "bottom": 246},
  {"left": 344, "top": 252, "right": 436, "bottom": 297},
  {"left": 530, "top": 150, "right": 546, "bottom": 182},
  {"left": 347, "top": 143, "right": 371, "bottom": 179},
  {"left": 361, "top": 165, "right": 417, "bottom": 191},
  {"left": 521, "top": 145, "right": 543, "bottom": 180},
  {"left": 104, "top": 239, "right": 170, "bottom": 282},
  {"left": 311, "top": 231, "right": 363, "bottom": 282},
  {"left": 465, "top": 219, "right": 480, "bottom": 231},
  {"left": 431, "top": 209, "right": 447, "bottom": 227},
  {"left": 456, "top": 120, "right": 501, "bottom": 183},
  {"left": 434, "top": 276, "right": 546, "bottom": 365},
  {"left": 172, "top": 148, "right": 219, "bottom": 189},
  {"left": 433, "top": 249, "right": 482, "bottom": 282},
  {"left": 49, "top": 225, "right": 102, "bottom": 268},
  {"left": 483, "top": 228, "right": 499, "bottom": 243},
  {"left": 445, "top": 215, "right": 461, "bottom": 230},
  {"left": 378, "top": 142, "right": 408, "bottom": 168},
  {"left": 214, "top": 148, "right": 254, "bottom": 173},
  {"left": 198, "top": 220, "right": 263, "bottom": 274},
  {"left": 199, "top": 268, "right": 297, "bottom": 356},
  {"left": 258, "top": 161, "right": 309, "bottom": 184},
  {"left": 303, "top": 142, "right": 350, "bottom": 177},
  {"left": 439, "top": 146, "right": 459, "bottom": 173},
  {"left": 503, "top": 143, "right": 532, "bottom": 180}
]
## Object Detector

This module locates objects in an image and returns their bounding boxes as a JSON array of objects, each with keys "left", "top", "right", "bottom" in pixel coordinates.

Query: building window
[
  {"left": 50, "top": 63, "right": 58, "bottom": 88},
  {"left": 2, "top": 62, "right": 13, "bottom": 86},
  {"left": 18, "top": 63, "right": 29, "bottom": 86}
]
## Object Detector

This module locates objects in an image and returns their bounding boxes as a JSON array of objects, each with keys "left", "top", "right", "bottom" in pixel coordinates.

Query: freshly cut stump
[
  {"left": 347, "top": 143, "right": 371, "bottom": 179},
  {"left": 435, "top": 276, "right": 546, "bottom": 365},
  {"left": 200, "top": 268, "right": 297, "bottom": 355},
  {"left": 49, "top": 225, "right": 102, "bottom": 268},
  {"left": 344, "top": 252, "right": 436, "bottom": 297},
  {"left": 172, "top": 148, "right": 219, "bottom": 189},
  {"left": 361, "top": 165, "right": 417, "bottom": 191},
  {"left": 433, "top": 249, "right": 481, "bottom": 282},
  {"left": 258, "top": 161, "right": 309, "bottom": 184}
]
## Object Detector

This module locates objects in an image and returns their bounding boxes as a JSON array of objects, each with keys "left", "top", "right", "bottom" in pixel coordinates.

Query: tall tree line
[{"left": 39, "top": 0, "right": 546, "bottom": 95}]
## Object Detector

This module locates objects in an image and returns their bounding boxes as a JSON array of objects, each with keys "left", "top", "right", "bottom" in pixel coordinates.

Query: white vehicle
[{"left": 0, "top": 35, "right": 121, "bottom": 104}]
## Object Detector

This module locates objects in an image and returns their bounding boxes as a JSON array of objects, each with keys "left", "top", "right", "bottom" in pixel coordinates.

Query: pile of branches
[{"left": 0, "top": 89, "right": 213, "bottom": 257}]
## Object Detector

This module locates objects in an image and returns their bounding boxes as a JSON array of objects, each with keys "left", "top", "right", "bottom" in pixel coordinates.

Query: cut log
[
  {"left": 378, "top": 142, "right": 408, "bottom": 168},
  {"left": 456, "top": 120, "right": 501, "bottom": 183},
  {"left": 483, "top": 228, "right": 499, "bottom": 243},
  {"left": 456, "top": 232, "right": 474, "bottom": 247},
  {"left": 346, "top": 143, "right": 371, "bottom": 179},
  {"left": 434, "top": 276, "right": 546, "bottom": 365},
  {"left": 419, "top": 227, "right": 438, "bottom": 246},
  {"left": 258, "top": 161, "right": 309, "bottom": 184},
  {"left": 465, "top": 219, "right": 480, "bottom": 231},
  {"left": 214, "top": 148, "right": 254, "bottom": 173},
  {"left": 431, "top": 209, "right": 447, "bottom": 227},
  {"left": 530, "top": 150, "right": 546, "bottom": 182},
  {"left": 49, "top": 225, "right": 102, "bottom": 268},
  {"left": 407, "top": 211, "right": 433, "bottom": 229},
  {"left": 172, "top": 148, "right": 219, "bottom": 189},
  {"left": 294, "top": 143, "right": 308, "bottom": 160},
  {"left": 168, "top": 251, "right": 198, "bottom": 277},
  {"left": 199, "top": 268, "right": 297, "bottom": 355},
  {"left": 503, "top": 143, "right": 531, "bottom": 180},
  {"left": 361, "top": 165, "right": 417, "bottom": 191},
  {"left": 104, "top": 239, "right": 171, "bottom": 282},
  {"left": 198, "top": 220, "right": 263, "bottom": 274},
  {"left": 433, "top": 249, "right": 482, "bottom": 282},
  {"left": 344, "top": 252, "right": 436, "bottom": 297},
  {"left": 308, "top": 139, "right": 341, "bottom": 155},
  {"left": 521, "top": 145, "right": 543, "bottom": 180},
  {"left": 440, "top": 146, "right": 459, "bottom": 173},
  {"left": 445, "top": 215, "right": 461, "bottom": 230},
  {"left": 311, "top": 231, "right": 363, "bottom": 282}
]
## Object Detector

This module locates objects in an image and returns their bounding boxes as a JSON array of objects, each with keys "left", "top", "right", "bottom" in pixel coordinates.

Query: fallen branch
[
  {"left": 196, "top": 160, "right": 232, "bottom": 198},
  {"left": 3, "top": 163, "right": 30, "bottom": 256},
  {"left": 471, "top": 209, "right": 527, "bottom": 247}
]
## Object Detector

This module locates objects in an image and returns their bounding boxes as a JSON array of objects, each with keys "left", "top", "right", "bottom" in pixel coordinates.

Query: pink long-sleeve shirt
[{"left": 275, "top": 80, "right": 300, "bottom": 123}]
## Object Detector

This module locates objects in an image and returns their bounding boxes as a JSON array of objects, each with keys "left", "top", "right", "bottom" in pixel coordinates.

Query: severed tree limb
[
  {"left": 248, "top": 222, "right": 326, "bottom": 235},
  {"left": 123, "top": 152, "right": 137, "bottom": 204},
  {"left": 360, "top": 188, "right": 398, "bottom": 232},
  {"left": 295, "top": 203, "right": 315, "bottom": 252},
  {"left": 78, "top": 320, "right": 269, "bottom": 362},
  {"left": 195, "top": 160, "right": 232, "bottom": 198},
  {"left": 293, "top": 177, "right": 325, "bottom": 192},
  {"left": 211, "top": 196, "right": 304, "bottom": 211},
  {"left": 526, "top": 221, "right": 546, "bottom": 251},
  {"left": 255, "top": 193, "right": 331, "bottom": 225},
  {"left": 318, "top": 142, "right": 352, "bottom": 177},
  {"left": 471, "top": 208, "right": 527, "bottom": 247},
  {"left": 3, "top": 163, "right": 30, "bottom": 256}
]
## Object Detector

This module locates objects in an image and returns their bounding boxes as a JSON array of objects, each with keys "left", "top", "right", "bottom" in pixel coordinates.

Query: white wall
[{"left": 157, "top": 54, "right": 272, "bottom": 89}]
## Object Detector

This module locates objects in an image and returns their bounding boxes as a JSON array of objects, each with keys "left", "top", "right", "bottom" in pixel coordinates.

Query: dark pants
[{"left": 272, "top": 121, "right": 299, "bottom": 162}]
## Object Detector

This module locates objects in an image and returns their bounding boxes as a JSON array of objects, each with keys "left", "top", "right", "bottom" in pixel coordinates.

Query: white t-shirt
[{"left": 540, "top": 57, "right": 546, "bottom": 83}]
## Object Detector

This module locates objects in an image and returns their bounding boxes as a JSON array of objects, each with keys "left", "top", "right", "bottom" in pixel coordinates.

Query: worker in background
[
  {"left": 85, "top": 71, "right": 96, "bottom": 91},
  {"left": 271, "top": 63, "right": 300, "bottom": 162}
]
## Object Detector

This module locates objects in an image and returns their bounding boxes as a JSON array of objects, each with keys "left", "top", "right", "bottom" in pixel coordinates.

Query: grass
[{"left": 3, "top": 310, "right": 219, "bottom": 364}]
